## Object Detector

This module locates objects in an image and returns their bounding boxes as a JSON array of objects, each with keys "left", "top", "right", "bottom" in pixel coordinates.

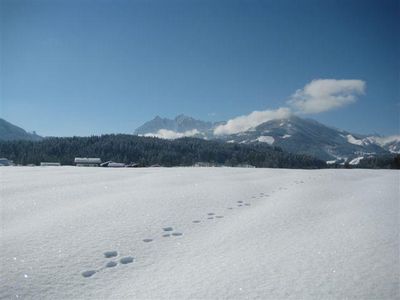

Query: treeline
[
  {"left": 325, "top": 154, "right": 400, "bottom": 169},
  {"left": 354, "top": 154, "right": 400, "bottom": 169},
  {"left": 0, "top": 134, "right": 326, "bottom": 169}
]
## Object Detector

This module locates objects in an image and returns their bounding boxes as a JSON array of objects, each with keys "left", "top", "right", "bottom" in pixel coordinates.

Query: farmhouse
[
  {"left": 0, "top": 158, "right": 13, "bottom": 166},
  {"left": 74, "top": 157, "right": 101, "bottom": 167},
  {"left": 40, "top": 162, "right": 61, "bottom": 166},
  {"left": 126, "top": 162, "right": 140, "bottom": 168},
  {"left": 100, "top": 161, "right": 125, "bottom": 168}
]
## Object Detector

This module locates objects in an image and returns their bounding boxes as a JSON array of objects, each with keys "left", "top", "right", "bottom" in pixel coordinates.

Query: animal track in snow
[
  {"left": 216, "top": 216, "right": 224, "bottom": 218},
  {"left": 104, "top": 251, "right": 118, "bottom": 258},
  {"left": 192, "top": 220, "right": 201, "bottom": 223},
  {"left": 143, "top": 238, "right": 153, "bottom": 243},
  {"left": 120, "top": 256, "right": 134, "bottom": 264},
  {"left": 105, "top": 261, "right": 118, "bottom": 268},
  {"left": 207, "top": 213, "right": 215, "bottom": 216},
  {"left": 81, "top": 270, "right": 96, "bottom": 278},
  {"left": 82, "top": 249, "right": 136, "bottom": 278},
  {"left": 161, "top": 226, "right": 184, "bottom": 237}
]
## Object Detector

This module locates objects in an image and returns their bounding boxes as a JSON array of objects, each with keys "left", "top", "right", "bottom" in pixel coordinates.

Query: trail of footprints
[
  {"left": 81, "top": 251, "right": 134, "bottom": 278},
  {"left": 81, "top": 227, "right": 183, "bottom": 278},
  {"left": 81, "top": 179, "right": 307, "bottom": 278}
]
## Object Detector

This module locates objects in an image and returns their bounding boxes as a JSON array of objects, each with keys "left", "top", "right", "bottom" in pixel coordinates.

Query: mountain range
[
  {"left": 134, "top": 114, "right": 221, "bottom": 138},
  {"left": 0, "top": 116, "right": 398, "bottom": 164},
  {"left": 134, "top": 114, "right": 400, "bottom": 163}
]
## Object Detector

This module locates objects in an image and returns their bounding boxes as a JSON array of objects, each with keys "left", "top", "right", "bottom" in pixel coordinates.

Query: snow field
[{"left": 0, "top": 167, "right": 399, "bottom": 299}]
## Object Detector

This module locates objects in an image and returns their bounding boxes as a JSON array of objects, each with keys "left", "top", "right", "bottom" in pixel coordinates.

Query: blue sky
[{"left": 1, "top": 0, "right": 398, "bottom": 136}]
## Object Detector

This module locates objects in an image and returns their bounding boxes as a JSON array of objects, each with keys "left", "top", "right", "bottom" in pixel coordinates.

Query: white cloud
[
  {"left": 214, "top": 107, "right": 291, "bottom": 135},
  {"left": 288, "top": 79, "right": 366, "bottom": 114},
  {"left": 143, "top": 129, "right": 200, "bottom": 139},
  {"left": 211, "top": 79, "right": 367, "bottom": 136}
]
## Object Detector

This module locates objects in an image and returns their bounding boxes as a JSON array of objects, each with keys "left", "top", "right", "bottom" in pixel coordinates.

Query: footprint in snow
[
  {"left": 238, "top": 204, "right": 243, "bottom": 207},
  {"left": 105, "top": 261, "right": 118, "bottom": 268},
  {"left": 244, "top": 203, "right": 251, "bottom": 206},
  {"left": 237, "top": 201, "right": 243, "bottom": 203},
  {"left": 82, "top": 251, "right": 134, "bottom": 278},
  {"left": 216, "top": 216, "right": 224, "bottom": 218},
  {"left": 81, "top": 270, "right": 96, "bottom": 278},
  {"left": 207, "top": 213, "right": 215, "bottom": 216},
  {"left": 192, "top": 220, "right": 201, "bottom": 223},
  {"left": 208, "top": 217, "right": 214, "bottom": 219},
  {"left": 143, "top": 238, "right": 153, "bottom": 243},
  {"left": 161, "top": 227, "right": 183, "bottom": 237},
  {"left": 120, "top": 256, "right": 134, "bottom": 264},
  {"left": 104, "top": 251, "right": 118, "bottom": 258},
  {"left": 227, "top": 207, "right": 233, "bottom": 210}
]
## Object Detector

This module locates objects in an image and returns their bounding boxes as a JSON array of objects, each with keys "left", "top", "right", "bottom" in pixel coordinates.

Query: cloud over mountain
[
  {"left": 288, "top": 79, "right": 366, "bottom": 114},
  {"left": 143, "top": 129, "right": 200, "bottom": 139},
  {"left": 213, "top": 108, "right": 291, "bottom": 135},
  {"left": 214, "top": 79, "right": 366, "bottom": 135}
]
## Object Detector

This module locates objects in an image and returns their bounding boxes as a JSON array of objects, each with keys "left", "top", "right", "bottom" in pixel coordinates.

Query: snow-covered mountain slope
[
  {"left": 366, "top": 135, "right": 400, "bottom": 153},
  {"left": 219, "top": 116, "right": 391, "bottom": 161},
  {"left": 1, "top": 167, "right": 398, "bottom": 299}
]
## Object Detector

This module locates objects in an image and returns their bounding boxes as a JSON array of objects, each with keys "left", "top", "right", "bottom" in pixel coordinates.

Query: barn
[{"left": 74, "top": 157, "right": 101, "bottom": 167}]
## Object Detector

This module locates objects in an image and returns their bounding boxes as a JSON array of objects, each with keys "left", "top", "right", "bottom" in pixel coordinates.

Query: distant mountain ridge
[
  {"left": 0, "top": 119, "right": 42, "bottom": 141},
  {"left": 134, "top": 114, "right": 222, "bottom": 137},
  {"left": 135, "top": 115, "right": 400, "bottom": 163}
]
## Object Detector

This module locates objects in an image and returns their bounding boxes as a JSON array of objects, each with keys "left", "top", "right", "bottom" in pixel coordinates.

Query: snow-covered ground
[{"left": 1, "top": 167, "right": 399, "bottom": 299}]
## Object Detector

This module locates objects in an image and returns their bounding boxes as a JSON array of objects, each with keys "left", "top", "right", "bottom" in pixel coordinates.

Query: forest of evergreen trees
[
  {"left": 0, "top": 134, "right": 327, "bottom": 169},
  {"left": 353, "top": 154, "right": 400, "bottom": 169}
]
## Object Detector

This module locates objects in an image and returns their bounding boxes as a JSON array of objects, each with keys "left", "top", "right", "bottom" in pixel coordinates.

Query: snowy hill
[
  {"left": 0, "top": 118, "right": 42, "bottom": 141},
  {"left": 1, "top": 167, "right": 398, "bottom": 299}
]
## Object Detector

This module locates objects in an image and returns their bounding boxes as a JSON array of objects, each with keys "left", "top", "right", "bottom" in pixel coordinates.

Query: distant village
[
  {"left": 0, "top": 157, "right": 256, "bottom": 168},
  {"left": 0, "top": 157, "right": 155, "bottom": 168}
]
